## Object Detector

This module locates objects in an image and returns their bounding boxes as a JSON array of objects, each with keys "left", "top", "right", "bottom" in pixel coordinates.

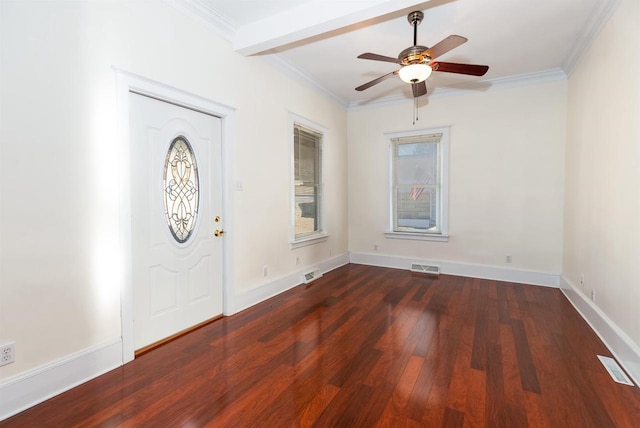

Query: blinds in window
[
  {"left": 293, "top": 121, "right": 323, "bottom": 238},
  {"left": 390, "top": 133, "right": 442, "bottom": 145},
  {"left": 294, "top": 123, "right": 321, "bottom": 185}
]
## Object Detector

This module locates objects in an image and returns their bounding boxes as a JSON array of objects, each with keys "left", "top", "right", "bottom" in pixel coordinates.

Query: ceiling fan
[{"left": 355, "top": 11, "right": 489, "bottom": 99}]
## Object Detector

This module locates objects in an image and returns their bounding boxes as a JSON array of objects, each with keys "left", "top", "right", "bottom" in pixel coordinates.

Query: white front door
[{"left": 129, "top": 92, "right": 224, "bottom": 351}]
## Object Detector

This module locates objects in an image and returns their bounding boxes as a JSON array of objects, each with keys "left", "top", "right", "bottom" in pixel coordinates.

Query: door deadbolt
[{"left": 214, "top": 216, "right": 221, "bottom": 222}]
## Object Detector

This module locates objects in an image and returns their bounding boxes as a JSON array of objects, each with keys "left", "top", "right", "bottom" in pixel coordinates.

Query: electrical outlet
[
  {"left": 295, "top": 256, "right": 300, "bottom": 265},
  {"left": 263, "top": 266, "right": 268, "bottom": 277},
  {"left": 0, "top": 342, "right": 15, "bottom": 367},
  {"left": 505, "top": 255, "right": 512, "bottom": 264},
  {"left": 374, "top": 244, "right": 379, "bottom": 251}
]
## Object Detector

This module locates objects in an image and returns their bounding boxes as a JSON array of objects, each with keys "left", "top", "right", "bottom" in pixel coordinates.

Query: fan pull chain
[{"left": 413, "top": 97, "right": 419, "bottom": 125}]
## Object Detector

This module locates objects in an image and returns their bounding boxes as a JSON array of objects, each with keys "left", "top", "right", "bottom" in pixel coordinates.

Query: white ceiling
[{"left": 185, "top": 0, "right": 614, "bottom": 107}]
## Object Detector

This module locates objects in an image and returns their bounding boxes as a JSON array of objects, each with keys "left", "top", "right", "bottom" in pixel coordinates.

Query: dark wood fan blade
[
  {"left": 411, "top": 81, "right": 427, "bottom": 98},
  {"left": 424, "top": 35, "right": 467, "bottom": 60},
  {"left": 357, "top": 52, "right": 401, "bottom": 64},
  {"left": 355, "top": 71, "right": 398, "bottom": 91},
  {"left": 431, "top": 62, "right": 489, "bottom": 76}
]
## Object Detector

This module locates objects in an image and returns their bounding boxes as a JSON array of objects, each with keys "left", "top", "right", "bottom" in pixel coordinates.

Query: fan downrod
[{"left": 407, "top": 11, "right": 424, "bottom": 48}]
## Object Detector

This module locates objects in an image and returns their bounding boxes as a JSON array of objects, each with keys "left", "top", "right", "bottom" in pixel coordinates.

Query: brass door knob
[{"left": 214, "top": 229, "right": 225, "bottom": 237}]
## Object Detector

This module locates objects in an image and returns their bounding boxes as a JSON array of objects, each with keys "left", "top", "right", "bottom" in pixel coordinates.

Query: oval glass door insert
[{"left": 163, "top": 136, "right": 200, "bottom": 243}]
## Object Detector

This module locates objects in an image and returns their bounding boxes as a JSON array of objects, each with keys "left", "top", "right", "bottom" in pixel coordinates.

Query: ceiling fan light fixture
[{"left": 398, "top": 63, "right": 432, "bottom": 83}]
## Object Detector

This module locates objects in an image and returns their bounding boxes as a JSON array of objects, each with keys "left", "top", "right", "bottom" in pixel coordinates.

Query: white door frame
[{"left": 115, "top": 69, "right": 235, "bottom": 363}]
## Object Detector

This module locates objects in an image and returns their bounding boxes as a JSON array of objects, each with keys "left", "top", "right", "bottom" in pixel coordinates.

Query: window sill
[
  {"left": 384, "top": 231, "right": 449, "bottom": 242},
  {"left": 290, "top": 233, "right": 329, "bottom": 249}
]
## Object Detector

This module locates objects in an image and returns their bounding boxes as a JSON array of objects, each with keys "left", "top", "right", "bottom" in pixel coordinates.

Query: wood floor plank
[
  {"left": 3, "top": 265, "right": 640, "bottom": 427},
  {"left": 421, "top": 282, "right": 468, "bottom": 425},
  {"left": 446, "top": 278, "right": 475, "bottom": 413},
  {"left": 499, "top": 323, "right": 526, "bottom": 411},
  {"left": 511, "top": 318, "right": 541, "bottom": 393},
  {"left": 410, "top": 276, "right": 433, "bottom": 302},
  {"left": 443, "top": 407, "right": 465, "bottom": 427},
  {"left": 376, "top": 354, "right": 424, "bottom": 424},
  {"left": 463, "top": 368, "right": 487, "bottom": 427},
  {"left": 297, "top": 384, "right": 341, "bottom": 428},
  {"left": 523, "top": 391, "right": 549, "bottom": 428},
  {"left": 313, "top": 382, "right": 374, "bottom": 427},
  {"left": 470, "top": 279, "right": 490, "bottom": 371}
]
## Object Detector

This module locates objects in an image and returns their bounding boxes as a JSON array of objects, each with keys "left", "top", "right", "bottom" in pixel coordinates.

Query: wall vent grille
[
  {"left": 597, "top": 355, "right": 634, "bottom": 386},
  {"left": 410, "top": 263, "right": 440, "bottom": 275},
  {"left": 302, "top": 268, "right": 323, "bottom": 284}
]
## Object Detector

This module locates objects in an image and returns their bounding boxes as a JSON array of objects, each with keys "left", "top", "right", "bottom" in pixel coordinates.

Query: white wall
[
  {"left": 0, "top": 0, "right": 348, "bottom": 382},
  {"left": 348, "top": 81, "right": 567, "bottom": 276},
  {"left": 563, "top": 0, "right": 640, "bottom": 349}
]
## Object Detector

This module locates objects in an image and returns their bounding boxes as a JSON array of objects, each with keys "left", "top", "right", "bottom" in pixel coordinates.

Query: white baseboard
[
  {"left": 560, "top": 276, "right": 640, "bottom": 387},
  {"left": 349, "top": 252, "right": 560, "bottom": 287},
  {"left": 233, "top": 252, "right": 350, "bottom": 313},
  {"left": 0, "top": 338, "right": 123, "bottom": 421}
]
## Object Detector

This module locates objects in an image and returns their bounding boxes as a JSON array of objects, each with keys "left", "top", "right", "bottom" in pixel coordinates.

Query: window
[
  {"left": 163, "top": 136, "right": 199, "bottom": 243},
  {"left": 291, "top": 116, "right": 327, "bottom": 247},
  {"left": 387, "top": 127, "right": 449, "bottom": 241}
]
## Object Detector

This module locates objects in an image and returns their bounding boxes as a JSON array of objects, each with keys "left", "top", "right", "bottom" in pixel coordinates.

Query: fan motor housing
[{"left": 399, "top": 45, "right": 430, "bottom": 66}]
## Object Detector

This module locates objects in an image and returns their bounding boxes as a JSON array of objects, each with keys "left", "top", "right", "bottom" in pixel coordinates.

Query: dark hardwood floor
[{"left": 3, "top": 264, "right": 640, "bottom": 427}]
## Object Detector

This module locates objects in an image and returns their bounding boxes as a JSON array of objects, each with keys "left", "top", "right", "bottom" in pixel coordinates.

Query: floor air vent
[
  {"left": 597, "top": 355, "right": 634, "bottom": 386},
  {"left": 302, "top": 268, "right": 322, "bottom": 284},
  {"left": 410, "top": 263, "right": 440, "bottom": 275}
]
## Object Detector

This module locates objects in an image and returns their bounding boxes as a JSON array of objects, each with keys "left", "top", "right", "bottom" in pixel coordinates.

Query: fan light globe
[{"left": 398, "top": 63, "right": 432, "bottom": 83}]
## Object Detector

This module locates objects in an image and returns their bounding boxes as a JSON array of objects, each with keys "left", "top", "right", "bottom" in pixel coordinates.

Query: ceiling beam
[{"left": 233, "top": 0, "right": 432, "bottom": 56}]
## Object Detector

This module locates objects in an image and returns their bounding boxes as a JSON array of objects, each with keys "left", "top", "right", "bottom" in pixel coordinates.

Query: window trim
[
  {"left": 386, "top": 126, "right": 450, "bottom": 242},
  {"left": 289, "top": 113, "right": 328, "bottom": 247}
]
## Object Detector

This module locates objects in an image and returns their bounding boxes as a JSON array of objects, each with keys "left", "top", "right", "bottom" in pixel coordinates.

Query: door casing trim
[{"left": 115, "top": 68, "right": 236, "bottom": 363}]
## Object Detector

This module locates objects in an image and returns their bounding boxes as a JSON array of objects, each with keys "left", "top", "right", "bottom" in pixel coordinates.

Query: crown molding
[
  {"left": 563, "top": 0, "right": 619, "bottom": 76},
  {"left": 260, "top": 54, "right": 349, "bottom": 109},
  {"left": 166, "top": 0, "right": 236, "bottom": 42},
  {"left": 347, "top": 68, "right": 568, "bottom": 111}
]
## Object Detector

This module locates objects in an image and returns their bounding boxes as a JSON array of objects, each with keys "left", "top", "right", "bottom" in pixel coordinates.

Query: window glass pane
[
  {"left": 163, "top": 136, "right": 199, "bottom": 243},
  {"left": 393, "top": 139, "right": 440, "bottom": 233},
  {"left": 295, "top": 185, "right": 318, "bottom": 236},
  {"left": 395, "top": 185, "right": 438, "bottom": 231},
  {"left": 294, "top": 124, "right": 322, "bottom": 238}
]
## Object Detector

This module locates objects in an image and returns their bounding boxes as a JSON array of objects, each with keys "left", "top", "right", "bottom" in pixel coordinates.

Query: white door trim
[{"left": 115, "top": 69, "right": 236, "bottom": 363}]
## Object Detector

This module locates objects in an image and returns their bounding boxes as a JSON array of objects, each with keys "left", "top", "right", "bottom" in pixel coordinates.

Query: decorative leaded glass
[{"left": 163, "top": 136, "right": 199, "bottom": 243}]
